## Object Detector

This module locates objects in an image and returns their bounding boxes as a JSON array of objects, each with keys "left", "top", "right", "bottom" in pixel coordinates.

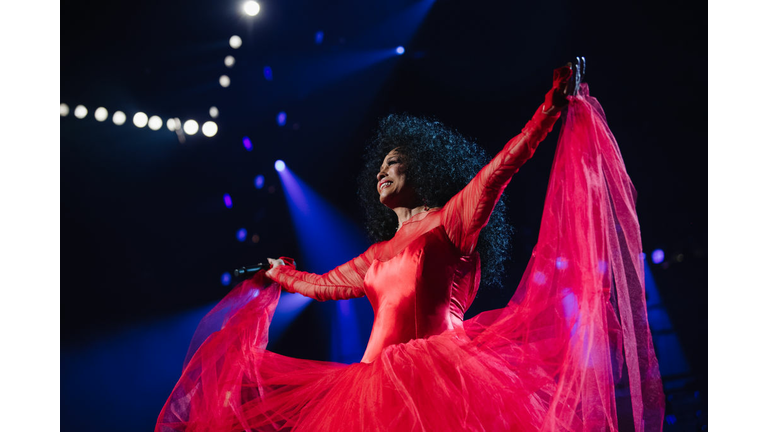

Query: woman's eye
[{"left": 388, "top": 160, "right": 397, "bottom": 165}]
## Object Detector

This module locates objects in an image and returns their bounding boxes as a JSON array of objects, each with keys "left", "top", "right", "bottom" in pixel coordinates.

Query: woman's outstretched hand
[
  {"left": 265, "top": 257, "right": 286, "bottom": 280},
  {"left": 542, "top": 64, "right": 573, "bottom": 115}
]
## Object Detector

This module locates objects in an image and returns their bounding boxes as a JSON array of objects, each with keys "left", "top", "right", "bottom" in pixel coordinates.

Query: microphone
[{"left": 233, "top": 263, "right": 270, "bottom": 279}]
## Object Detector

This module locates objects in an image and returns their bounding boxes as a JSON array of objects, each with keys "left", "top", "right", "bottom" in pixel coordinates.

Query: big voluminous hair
[{"left": 358, "top": 114, "right": 512, "bottom": 289}]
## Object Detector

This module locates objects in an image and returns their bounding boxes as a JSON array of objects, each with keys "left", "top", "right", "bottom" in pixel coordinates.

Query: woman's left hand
[{"left": 543, "top": 64, "right": 573, "bottom": 115}]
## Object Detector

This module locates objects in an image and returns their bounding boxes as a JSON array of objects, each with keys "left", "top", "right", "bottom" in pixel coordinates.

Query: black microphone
[{"left": 233, "top": 263, "right": 269, "bottom": 279}]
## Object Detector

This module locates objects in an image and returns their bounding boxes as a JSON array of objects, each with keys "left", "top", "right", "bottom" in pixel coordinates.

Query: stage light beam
[
  {"left": 202, "top": 121, "right": 218, "bottom": 137},
  {"left": 94, "top": 107, "right": 108, "bottom": 122},
  {"left": 274, "top": 167, "right": 372, "bottom": 362},
  {"left": 74, "top": 105, "right": 88, "bottom": 119},
  {"left": 229, "top": 35, "right": 242, "bottom": 49},
  {"left": 276, "top": 111, "right": 286, "bottom": 126},
  {"left": 219, "top": 75, "right": 231, "bottom": 88},
  {"left": 254, "top": 175, "right": 265, "bottom": 189},
  {"left": 113, "top": 111, "right": 126, "bottom": 125},
  {"left": 209, "top": 106, "right": 219, "bottom": 118},
  {"left": 242, "top": 136, "right": 253, "bottom": 151},
  {"left": 396, "top": 46, "right": 405, "bottom": 55},
  {"left": 263, "top": 66, "right": 273, "bottom": 81},
  {"left": 243, "top": 1, "right": 260, "bottom": 16},
  {"left": 60, "top": 103, "right": 70, "bottom": 117},
  {"left": 237, "top": 228, "right": 247, "bottom": 242},
  {"left": 166, "top": 118, "right": 177, "bottom": 131},
  {"left": 183, "top": 120, "right": 199, "bottom": 135},
  {"left": 275, "top": 160, "right": 286, "bottom": 172},
  {"left": 223, "top": 194, "right": 233, "bottom": 208},
  {"left": 224, "top": 55, "right": 235, "bottom": 68},
  {"left": 133, "top": 112, "right": 148, "bottom": 128},
  {"left": 148, "top": 116, "right": 163, "bottom": 130}
]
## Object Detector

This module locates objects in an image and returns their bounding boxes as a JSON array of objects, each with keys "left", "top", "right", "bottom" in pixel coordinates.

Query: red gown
[{"left": 156, "top": 85, "right": 664, "bottom": 431}]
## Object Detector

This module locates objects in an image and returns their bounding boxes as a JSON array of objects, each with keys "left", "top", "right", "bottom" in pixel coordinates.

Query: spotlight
[
  {"left": 223, "top": 194, "right": 233, "bottom": 208},
  {"left": 263, "top": 66, "right": 273, "bottom": 81},
  {"left": 60, "top": 103, "right": 70, "bottom": 117},
  {"left": 166, "top": 118, "right": 177, "bottom": 131},
  {"left": 395, "top": 46, "right": 405, "bottom": 55},
  {"left": 229, "top": 35, "right": 242, "bottom": 49},
  {"left": 183, "top": 120, "right": 199, "bottom": 135},
  {"left": 74, "top": 105, "right": 88, "bottom": 119},
  {"left": 315, "top": 31, "right": 324, "bottom": 44},
  {"left": 242, "top": 136, "right": 253, "bottom": 151},
  {"left": 224, "top": 55, "right": 235, "bottom": 68},
  {"left": 275, "top": 160, "right": 286, "bottom": 172},
  {"left": 254, "top": 174, "right": 265, "bottom": 189},
  {"left": 237, "top": 228, "right": 248, "bottom": 242},
  {"left": 112, "top": 111, "right": 127, "bottom": 125},
  {"left": 243, "top": 1, "right": 260, "bottom": 16},
  {"left": 147, "top": 116, "right": 162, "bottom": 130},
  {"left": 202, "top": 121, "right": 218, "bottom": 137},
  {"left": 276, "top": 111, "right": 286, "bottom": 126},
  {"left": 219, "top": 75, "right": 231, "bottom": 88},
  {"left": 94, "top": 107, "right": 108, "bottom": 122},
  {"left": 209, "top": 106, "right": 219, "bottom": 118},
  {"left": 133, "top": 112, "right": 148, "bottom": 128},
  {"left": 651, "top": 249, "right": 665, "bottom": 264},
  {"left": 221, "top": 272, "right": 232, "bottom": 286}
]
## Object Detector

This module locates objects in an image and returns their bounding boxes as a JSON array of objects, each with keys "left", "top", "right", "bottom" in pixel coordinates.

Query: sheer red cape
[{"left": 156, "top": 84, "right": 664, "bottom": 431}]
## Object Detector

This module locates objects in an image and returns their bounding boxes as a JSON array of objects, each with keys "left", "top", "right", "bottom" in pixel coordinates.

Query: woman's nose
[{"left": 377, "top": 171, "right": 386, "bottom": 181}]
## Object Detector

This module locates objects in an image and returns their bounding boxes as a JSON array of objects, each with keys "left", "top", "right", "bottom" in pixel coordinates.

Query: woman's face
[{"left": 377, "top": 149, "right": 419, "bottom": 208}]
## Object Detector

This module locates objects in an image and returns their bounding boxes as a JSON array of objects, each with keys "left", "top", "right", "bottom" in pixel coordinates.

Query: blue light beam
[
  {"left": 61, "top": 289, "right": 318, "bottom": 431},
  {"left": 276, "top": 166, "right": 372, "bottom": 362},
  {"left": 643, "top": 255, "right": 692, "bottom": 388}
]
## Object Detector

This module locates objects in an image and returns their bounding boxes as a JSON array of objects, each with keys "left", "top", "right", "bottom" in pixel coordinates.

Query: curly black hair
[{"left": 357, "top": 113, "right": 512, "bottom": 289}]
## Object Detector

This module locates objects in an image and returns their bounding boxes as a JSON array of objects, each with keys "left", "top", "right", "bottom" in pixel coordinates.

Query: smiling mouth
[{"left": 379, "top": 181, "right": 393, "bottom": 191}]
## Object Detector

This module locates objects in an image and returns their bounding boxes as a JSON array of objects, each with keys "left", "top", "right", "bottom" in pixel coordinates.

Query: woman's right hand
[{"left": 265, "top": 257, "right": 288, "bottom": 281}]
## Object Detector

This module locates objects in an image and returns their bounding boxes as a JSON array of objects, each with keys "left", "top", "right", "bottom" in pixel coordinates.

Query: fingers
[{"left": 553, "top": 65, "right": 573, "bottom": 85}]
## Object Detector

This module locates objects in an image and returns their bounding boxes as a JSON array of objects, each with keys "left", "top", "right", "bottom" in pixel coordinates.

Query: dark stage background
[{"left": 61, "top": 1, "right": 706, "bottom": 430}]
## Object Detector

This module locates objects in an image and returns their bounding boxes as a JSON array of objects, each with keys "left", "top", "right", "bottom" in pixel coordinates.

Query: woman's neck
[{"left": 393, "top": 205, "right": 433, "bottom": 231}]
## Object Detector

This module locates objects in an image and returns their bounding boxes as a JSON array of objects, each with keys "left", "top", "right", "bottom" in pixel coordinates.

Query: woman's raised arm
[{"left": 442, "top": 66, "right": 572, "bottom": 255}]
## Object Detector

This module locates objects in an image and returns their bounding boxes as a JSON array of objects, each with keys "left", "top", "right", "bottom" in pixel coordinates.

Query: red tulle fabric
[{"left": 157, "top": 84, "right": 664, "bottom": 431}]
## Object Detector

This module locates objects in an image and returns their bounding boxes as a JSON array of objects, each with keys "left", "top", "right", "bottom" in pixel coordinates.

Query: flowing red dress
[{"left": 156, "top": 84, "right": 664, "bottom": 431}]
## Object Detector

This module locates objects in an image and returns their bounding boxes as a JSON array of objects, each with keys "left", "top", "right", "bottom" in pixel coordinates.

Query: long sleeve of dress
[
  {"left": 442, "top": 104, "right": 561, "bottom": 255},
  {"left": 265, "top": 246, "right": 377, "bottom": 301}
]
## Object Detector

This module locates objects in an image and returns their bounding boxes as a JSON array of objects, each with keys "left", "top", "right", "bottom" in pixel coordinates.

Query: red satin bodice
[{"left": 360, "top": 215, "right": 480, "bottom": 362}]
